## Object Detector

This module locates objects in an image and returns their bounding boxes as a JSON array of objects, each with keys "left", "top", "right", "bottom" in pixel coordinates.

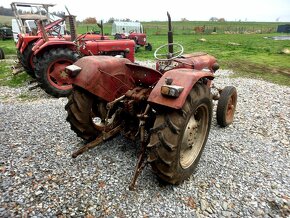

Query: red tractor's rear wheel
[
  {"left": 216, "top": 86, "right": 237, "bottom": 127},
  {"left": 35, "top": 48, "right": 79, "bottom": 97},
  {"left": 65, "top": 86, "right": 121, "bottom": 141},
  {"left": 148, "top": 83, "right": 212, "bottom": 184}
]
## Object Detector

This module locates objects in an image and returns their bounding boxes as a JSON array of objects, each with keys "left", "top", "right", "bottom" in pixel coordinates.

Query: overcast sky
[{"left": 2, "top": 0, "right": 290, "bottom": 22}]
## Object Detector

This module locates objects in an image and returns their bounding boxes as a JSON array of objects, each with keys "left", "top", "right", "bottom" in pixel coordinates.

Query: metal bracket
[
  {"left": 129, "top": 104, "right": 150, "bottom": 190},
  {"left": 72, "top": 124, "right": 122, "bottom": 158}
]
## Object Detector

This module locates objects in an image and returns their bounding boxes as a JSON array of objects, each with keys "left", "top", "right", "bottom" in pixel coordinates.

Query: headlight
[
  {"left": 65, "top": 65, "right": 82, "bottom": 77},
  {"left": 161, "top": 84, "right": 184, "bottom": 98}
]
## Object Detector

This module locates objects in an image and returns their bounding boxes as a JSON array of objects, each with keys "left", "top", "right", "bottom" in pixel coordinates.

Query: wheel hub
[{"left": 180, "top": 104, "right": 208, "bottom": 169}]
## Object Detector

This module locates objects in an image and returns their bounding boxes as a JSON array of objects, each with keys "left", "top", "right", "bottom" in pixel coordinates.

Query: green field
[
  {"left": 0, "top": 15, "right": 14, "bottom": 26},
  {"left": 77, "top": 22, "right": 290, "bottom": 86},
  {"left": 0, "top": 19, "right": 289, "bottom": 87}
]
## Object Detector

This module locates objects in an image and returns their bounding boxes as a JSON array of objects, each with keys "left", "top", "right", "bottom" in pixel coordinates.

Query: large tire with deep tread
[
  {"left": 65, "top": 86, "right": 120, "bottom": 141},
  {"left": 18, "top": 42, "right": 35, "bottom": 78},
  {"left": 148, "top": 83, "right": 212, "bottom": 184},
  {"left": 35, "top": 48, "right": 79, "bottom": 97},
  {"left": 216, "top": 86, "right": 237, "bottom": 127}
]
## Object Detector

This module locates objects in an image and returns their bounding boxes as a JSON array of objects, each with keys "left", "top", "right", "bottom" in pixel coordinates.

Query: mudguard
[
  {"left": 32, "top": 39, "right": 76, "bottom": 56},
  {"left": 18, "top": 36, "right": 39, "bottom": 53},
  {"left": 71, "top": 56, "right": 135, "bottom": 102},
  {"left": 148, "top": 68, "right": 214, "bottom": 109}
]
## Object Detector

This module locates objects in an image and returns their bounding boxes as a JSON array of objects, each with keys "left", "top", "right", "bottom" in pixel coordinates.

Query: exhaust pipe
[{"left": 167, "top": 12, "right": 173, "bottom": 54}]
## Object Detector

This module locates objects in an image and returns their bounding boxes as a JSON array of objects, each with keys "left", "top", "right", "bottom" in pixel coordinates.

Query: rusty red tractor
[
  {"left": 64, "top": 13, "right": 237, "bottom": 189},
  {"left": 113, "top": 21, "right": 152, "bottom": 51}
]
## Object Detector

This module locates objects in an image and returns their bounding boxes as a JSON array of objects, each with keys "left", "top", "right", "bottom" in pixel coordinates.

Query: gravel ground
[{"left": 0, "top": 66, "right": 289, "bottom": 217}]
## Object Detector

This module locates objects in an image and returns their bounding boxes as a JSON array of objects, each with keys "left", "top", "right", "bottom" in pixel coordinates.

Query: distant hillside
[{"left": 0, "top": 15, "right": 13, "bottom": 26}]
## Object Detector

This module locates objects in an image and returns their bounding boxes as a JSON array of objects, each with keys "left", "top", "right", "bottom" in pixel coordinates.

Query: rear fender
[
  {"left": 19, "top": 36, "right": 39, "bottom": 53},
  {"left": 33, "top": 40, "right": 76, "bottom": 56},
  {"left": 148, "top": 69, "right": 214, "bottom": 109},
  {"left": 71, "top": 56, "right": 135, "bottom": 101}
]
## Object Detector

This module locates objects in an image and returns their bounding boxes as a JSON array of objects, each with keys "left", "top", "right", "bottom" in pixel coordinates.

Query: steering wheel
[{"left": 154, "top": 43, "right": 184, "bottom": 61}]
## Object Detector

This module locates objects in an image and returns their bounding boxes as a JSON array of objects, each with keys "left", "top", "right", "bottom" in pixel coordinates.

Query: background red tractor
[
  {"left": 11, "top": 2, "right": 110, "bottom": 80},
  {"left": 11, "top": 2, "right": 136, "bottom": 97},
  {"left": 31, "top": 17, "right": 135, "bottom": 97},
  {"left": 112, "top": 21, "right": 152, "bottom": 51},
  {"left": 11, "top": 2, "right": 69, "bottom": 77},
  {"left": 64, "top": 12, "right": 237, "bottom": 189}
]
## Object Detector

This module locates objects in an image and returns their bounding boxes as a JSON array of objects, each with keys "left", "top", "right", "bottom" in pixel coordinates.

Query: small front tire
[{"left": 216, "top": 86, "right": 237, "bottom": 127}]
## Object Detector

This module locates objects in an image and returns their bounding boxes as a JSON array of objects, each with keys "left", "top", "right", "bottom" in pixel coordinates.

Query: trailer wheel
[
  {"left": 18, "top": 42, "right": 36, "bottom": 78},
  {"left": 148, "top": 83, "right": 212, "bottom": 184},
  {"left": 35, "top": 48, "right": 79, "bottom": 97},
  {"left": 65, "top": 86, "right": 121, "bottom": 141},
  {"left": 216, "top": 86, "right": 237, "bottom": 127},
  {"left": 0, "top": 48, "right": 4, "bottom": 59}
]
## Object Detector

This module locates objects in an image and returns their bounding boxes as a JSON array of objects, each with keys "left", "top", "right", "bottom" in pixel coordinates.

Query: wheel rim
[
  {"left": 225, "top": 92, "right": 237, "bottom": 124},
  {"left": 180, "top": 103, "right": 209, "bottom": 169},
  {"left": 47, "top": 59, "right": 74, "bottom": 90}
]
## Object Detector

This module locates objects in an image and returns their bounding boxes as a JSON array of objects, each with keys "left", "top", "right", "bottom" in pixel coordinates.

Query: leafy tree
[
  {"left": 209, "top": 17, "right": 218, "bottom": 22},
  {"left": 107, "top": 17, "right": 115, "bottom": 23},
  {"left": 83, "top": 17, "right": 97, "bottom": 24}
]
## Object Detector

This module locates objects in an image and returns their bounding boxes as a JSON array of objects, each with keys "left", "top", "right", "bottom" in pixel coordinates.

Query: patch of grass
[
  {"left": 224, "top": 59, "right": 290, "bottom": 86},
  {"left": 0, "top": 39, "right": 16, "bottom": 55},
  {"left": 0, "top": 15, "right": 14, "bottom": 26},
  {"left": 0, "top": 61, "right": 31, "bottom": 87},
  {"left": 135, "top": 33, "right": 290, "bottom": 86}
]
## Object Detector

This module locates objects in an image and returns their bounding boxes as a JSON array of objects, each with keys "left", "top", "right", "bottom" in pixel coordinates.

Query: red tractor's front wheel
[
  {"left": 35, "top": 48, "right": 79, "bottom": 97},
  {"left": 18, "top": 42, "right": 36, "bottom": 78},
  {"left": 148, "top": 83, "right": 212, "bottom": 184},
  {"left": 216, "top": 86, "right": 237, "bottom": 127}
]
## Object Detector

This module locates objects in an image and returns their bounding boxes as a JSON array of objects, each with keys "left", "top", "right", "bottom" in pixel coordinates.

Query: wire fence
[{"left": 145, "top": 25, "right": 277, "bottom": 35}]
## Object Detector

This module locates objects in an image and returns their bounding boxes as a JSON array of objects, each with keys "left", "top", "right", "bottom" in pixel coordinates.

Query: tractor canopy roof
[{"left": 112, "top": 21, "right": 143, "bottom": 35}]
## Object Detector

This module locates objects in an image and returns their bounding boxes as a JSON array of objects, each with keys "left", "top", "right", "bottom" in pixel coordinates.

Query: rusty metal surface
[
  {"left": 72, "top": 56, "right": 135, "bottom": 101},
  {"left": 72, "top": 125, "right": 122, "bottom": 158},
  {"left": 148, "top": 69, "right": 214, "bottom": 109},
  {"left": 129, "top": 104, "right": 151, "bottom": 190},
  {"left": 125, "top": 63, "right": 162, "bottom": 86},
  {"left": 125, "top": 87, "right": 151, "bottom": 101},
  {"left": 175, "top": 53, "right": 217, "bottom": 71}
]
